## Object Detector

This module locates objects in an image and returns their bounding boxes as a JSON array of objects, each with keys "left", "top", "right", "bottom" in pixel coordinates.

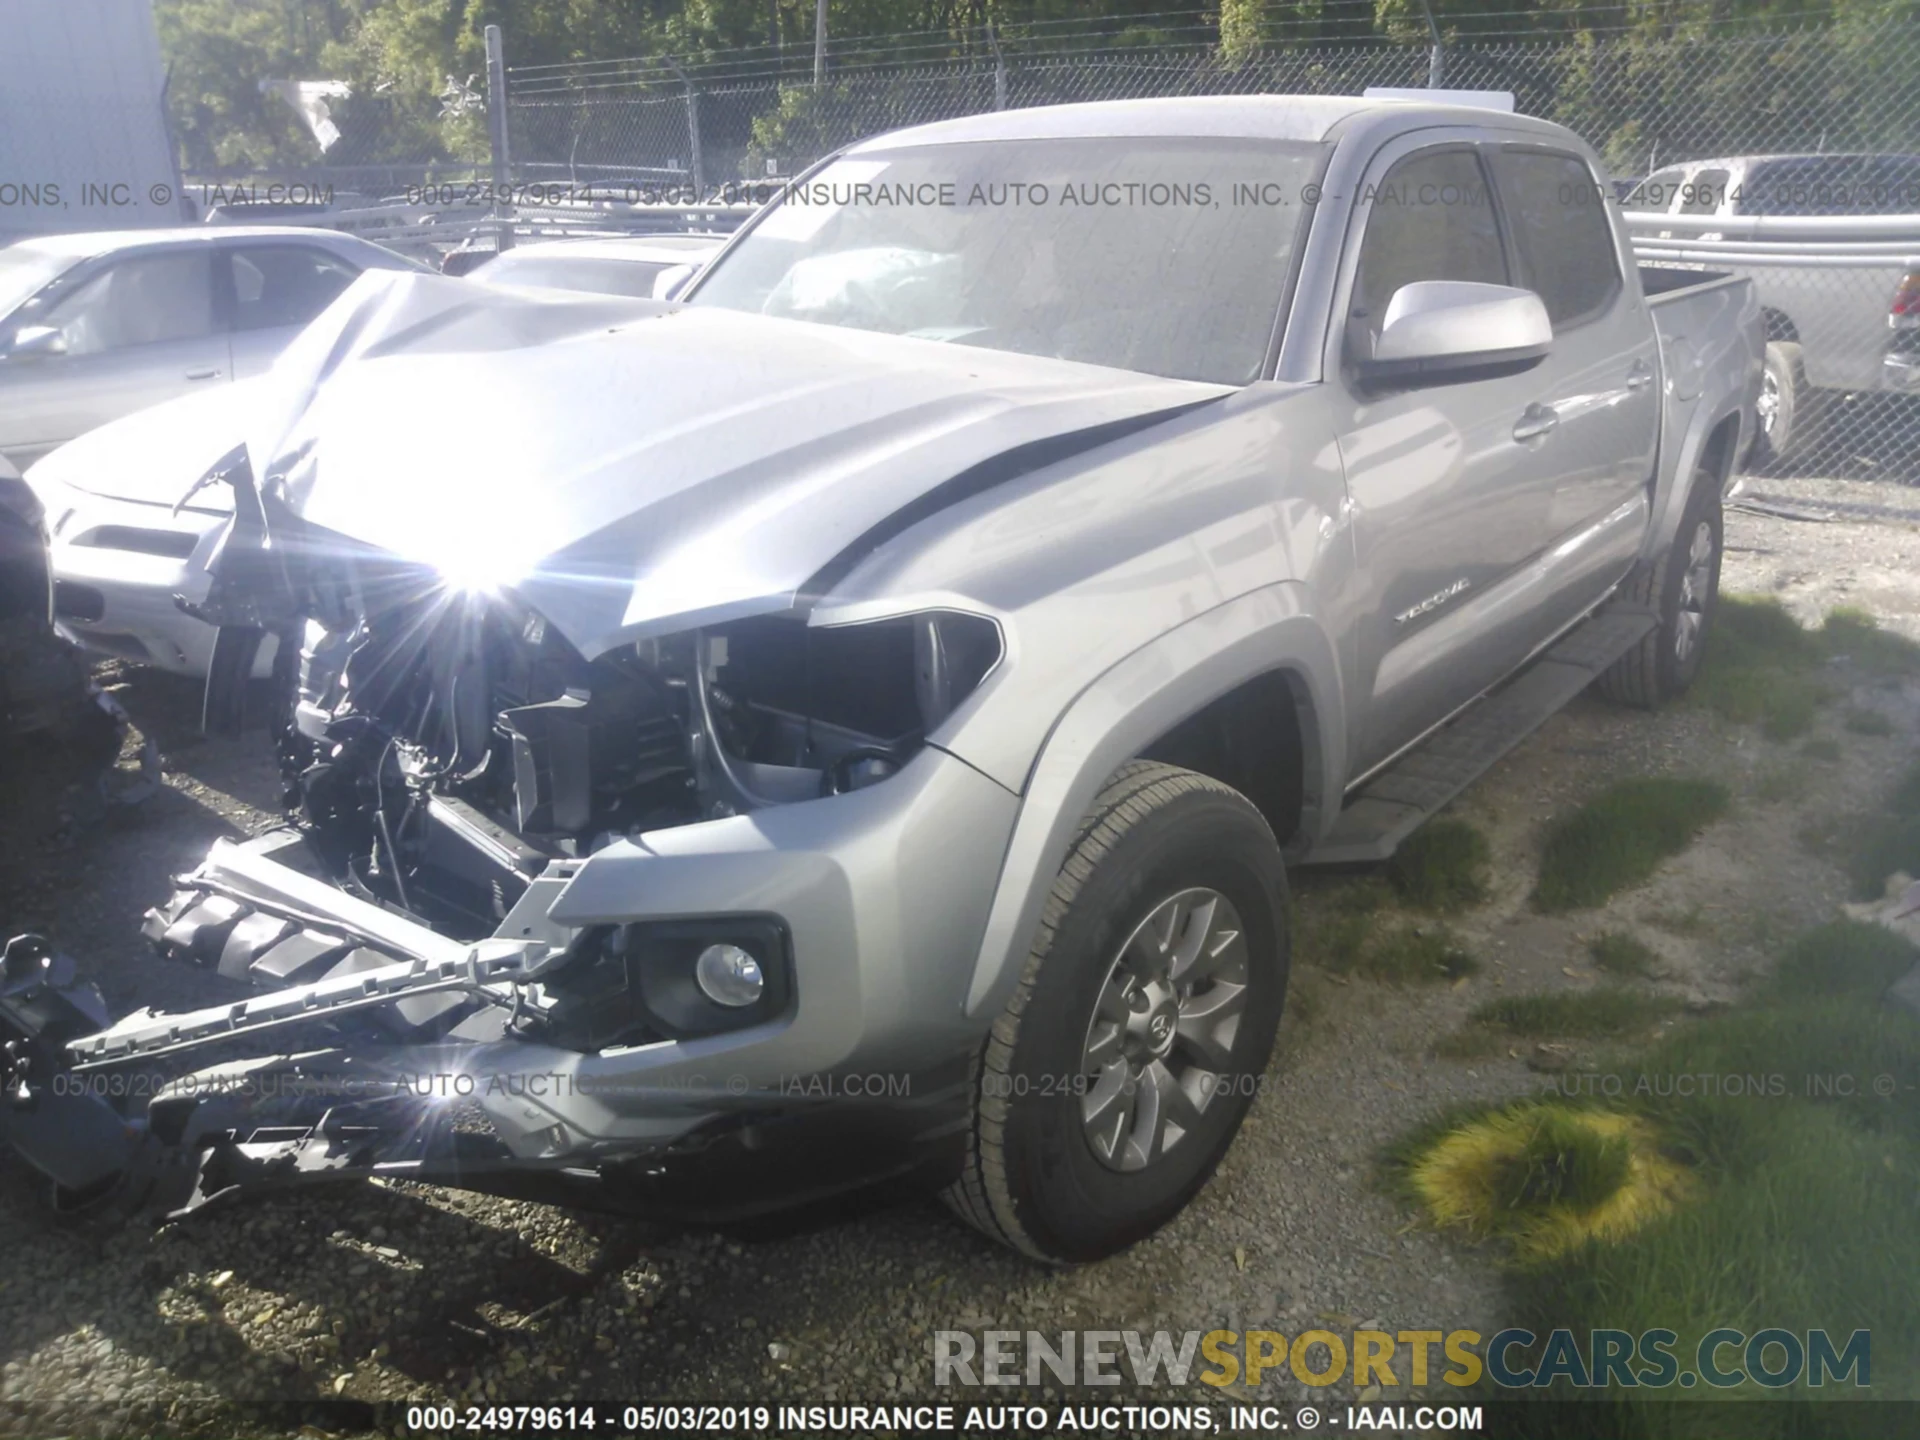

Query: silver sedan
[{"left": 0, "top": 225, "right": 422, "bottom": 470}]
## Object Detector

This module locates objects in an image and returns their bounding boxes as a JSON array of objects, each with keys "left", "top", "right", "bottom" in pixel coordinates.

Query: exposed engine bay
[
  {"left": 274, "top": 572, "right": 998, "bottom": 943},
  {"left": 174, "top": 442, "right": 999, "bottom": 950}
]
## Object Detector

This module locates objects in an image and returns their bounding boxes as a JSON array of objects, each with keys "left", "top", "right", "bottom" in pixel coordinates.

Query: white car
[
  {"left": 465, "top": 234, "right": 724, "bottom": 298},
  {"left": 30, "top": 377, "right": 274, "bottom": 676},
  {"left": 1622, "top": 152, "right": 1920, "bottom": 463}
]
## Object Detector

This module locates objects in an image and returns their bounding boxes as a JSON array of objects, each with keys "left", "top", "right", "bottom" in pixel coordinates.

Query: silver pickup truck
[{"left": 0, "top": 95, "right": 1759, "bottom": 1265}]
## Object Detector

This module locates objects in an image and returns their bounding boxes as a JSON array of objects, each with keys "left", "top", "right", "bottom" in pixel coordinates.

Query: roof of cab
[
  {"left": 7, "top": 225, "right": 385, "bottom": 261},
  {"left": 846, "top": 93, "right": 1571, "bottom": 152}
]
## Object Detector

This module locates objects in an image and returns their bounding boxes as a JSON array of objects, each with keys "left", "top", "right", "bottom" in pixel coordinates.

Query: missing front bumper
[{"left": 0, "top": 832, "right": 967, "bottom": 1224}]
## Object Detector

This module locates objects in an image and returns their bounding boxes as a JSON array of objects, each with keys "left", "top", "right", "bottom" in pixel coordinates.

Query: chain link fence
[
  {"left": 201, "top": 20, "right": 1918, "bottom": 484},
  {"left": 494, "top": 19, "right": 1920, "bottom": 483}
]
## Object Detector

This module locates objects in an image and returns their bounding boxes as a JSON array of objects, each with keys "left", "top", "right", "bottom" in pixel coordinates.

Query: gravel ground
[{"left": 0, "top": 480, "right": 1915, "bottom": 1438}]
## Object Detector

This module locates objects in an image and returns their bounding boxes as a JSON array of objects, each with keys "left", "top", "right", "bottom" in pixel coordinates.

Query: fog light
[{"left": 695, "top": 943, "right": 764, "bottom": 1007}]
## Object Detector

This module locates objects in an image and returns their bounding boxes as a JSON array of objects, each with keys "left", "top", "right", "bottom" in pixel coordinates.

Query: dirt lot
[{"left": 0, "top": 475, "right": 1915, "bottom": 1435}]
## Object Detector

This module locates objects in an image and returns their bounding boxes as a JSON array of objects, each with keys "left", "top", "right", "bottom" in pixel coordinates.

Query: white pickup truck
[
  {"left": 5, "top": 94, "right": 1762, "bottom": 1264},
  {"left": 1624, "top": 152, "right": 1920, "bottom": 463}
]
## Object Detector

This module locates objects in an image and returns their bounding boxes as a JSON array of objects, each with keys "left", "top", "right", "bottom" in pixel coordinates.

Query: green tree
[{"left": 157, "top": 0, "right": 359, "bottom": 171}]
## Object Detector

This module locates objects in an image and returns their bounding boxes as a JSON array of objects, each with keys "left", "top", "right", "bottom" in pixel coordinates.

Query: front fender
[{"left": 962, "top": 581, "right": 1343, "bottom": 1020}]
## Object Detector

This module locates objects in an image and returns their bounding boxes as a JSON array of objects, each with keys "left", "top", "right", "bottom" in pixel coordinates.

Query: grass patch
[
  {"left": 1395, "top": 916, "right": 1920, "bottom": 1428},
  {"left": 1798, "top": 736, "right": 1843, "bottom": 762},
  {"left": 1588, "top": 931, "right": 1660, "bottom": 978},
  {"left": 1319, "top": 918, "right": 1479, "bottom": 984},
  {"left": 1767, "top": 919, "right": 1918, "bottom": 1002},
  {"left": 1533, "top": 777, "right": 1730, "bottom": 912},
  {"left": 1709, "top": 594, "right": 1821, "bottom": 668},
  {"left": 1692, "top": 596, "right": 1827, "bottom": 741},
  {"left": 1692, "top": 600, "right": 1917, "bottom": 746},
  {"left": 1387, "top": 817, "right": 1491, "bottom": 913},
  {"left": 1845, "top": 761, "right": 1920, "bottom": 898},
  {"left": 1850, "top": 814, "right": 1920, "bottom": 899},
  {"left": 1296, "top": 877, "right": 1389, "bottom": 974},
  {"left": 1367, "top": 923, "right": 1480, "bottom": 983},
  {"left": 1845, "top": 707, "right": 1896, "bottom": 737},
  {"left": 1645, "top": 903, "right": 1713, "bottom": 936},
  {"left": 1697, "top": 665, "right": 1824, "bottom": 739},
  {"left": 1280, "top": 968, "right": 1332, "bottom": 1035},
  {"left": 1889, "top": 760, "right": 1920, "bottom": 816},
  {"left": 1755, "top": 765, "right": 1808, "bottom": 803},
  {"left": 1466, "top": 987, "right": 1682, "bottom": 1040},
  {"left": 1403, "top": 1104, "right": 1689, "bottom": 1265},
  {"left": 1822, "top": 605, "right": 1920, "bottom": 677},
  {"left": 1432, "top": 1026, "right": 1509, "bottom": 1060},
  {"left": 1299, "top": 879, "right": 1477, "bottom": 983}
]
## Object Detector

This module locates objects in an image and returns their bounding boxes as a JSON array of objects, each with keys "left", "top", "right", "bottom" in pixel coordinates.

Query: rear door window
[
  {"left": 226, "top": 246, "right": 360, "bottom": 331},
  {"left": 1491, "top": 148, "right": 1623, "bottom": 330}
]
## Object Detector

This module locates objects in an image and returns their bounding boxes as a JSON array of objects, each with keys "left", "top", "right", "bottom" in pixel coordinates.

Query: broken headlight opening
[
  {"left": 178, "top": 448, "right": 1001, "bottom": 949},
  {"left": 279, "top": 585, "right": 1000, "bottom": 942}
]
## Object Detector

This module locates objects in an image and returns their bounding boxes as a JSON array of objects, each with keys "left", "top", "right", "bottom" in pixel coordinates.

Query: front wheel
[
  {"left": 945, "top": 762, "right": 1289, "bottom": 1264},
  {"left": 1597, "top": 465, "right": 1723, "bottom": 708}
]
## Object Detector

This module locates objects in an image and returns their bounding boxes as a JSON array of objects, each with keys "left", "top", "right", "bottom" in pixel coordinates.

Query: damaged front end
[{"left": 1, "top": 444, "right": 1003, "bottom": 1221}]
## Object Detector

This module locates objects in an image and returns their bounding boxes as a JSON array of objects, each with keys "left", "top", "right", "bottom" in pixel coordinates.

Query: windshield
[
  {"left": 0, "top": 244, "right": 74, "bottom": 322},
  {"left": 472, "top": 253, "right": 675, "bottom": 298},
  {"left": 690, "top": 138, "right": 1325, "bottom": 385}
]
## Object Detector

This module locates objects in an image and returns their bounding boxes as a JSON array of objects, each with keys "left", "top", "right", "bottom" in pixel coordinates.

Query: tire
[
  {"left": 945, "top": 761, "right": 1289, "bottom": 1264},
  {"left": 1597, "top": 465, "right": 1723, "bottom": 708},
  {"left": 1752, "top": 340, "right": 1821, "bottom": 468}
]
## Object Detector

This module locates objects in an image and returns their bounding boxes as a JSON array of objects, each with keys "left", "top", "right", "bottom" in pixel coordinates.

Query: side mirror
[
  {"left": 6, "top": 325, "right": 67, "bottom": 361},
  {"left": 652, "top": 264, "right": 696, "bottom": 302},
  {"left": 1358, "top": 281, "right": 1550, "bottom": 385}
]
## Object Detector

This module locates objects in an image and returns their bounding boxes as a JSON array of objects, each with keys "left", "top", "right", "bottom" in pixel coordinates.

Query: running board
[{"left": 1304, "top": 604, "right": 1658, "bottom": 866}]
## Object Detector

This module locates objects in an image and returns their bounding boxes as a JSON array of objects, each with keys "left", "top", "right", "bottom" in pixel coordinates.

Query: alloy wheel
[{"left": 1079, "top": 887, "right": 1250, "bottom": 1172}]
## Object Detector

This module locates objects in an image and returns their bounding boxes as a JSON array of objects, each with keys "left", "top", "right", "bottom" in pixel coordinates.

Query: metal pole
[
  {"left": 667, "top": 59, "right": 705, "bottom": 202},
  {"left": 484, "top": 24, "right": 514, "bottom": 252},
  {"left": 987, "top": 21, "right": 1006, "bottom": 111},
  {"left": 814, "top": 0, "right": 828, "bottom": 84},
  {"left": 1419, "top": 0, "right": 1445, "bottom": 87}
]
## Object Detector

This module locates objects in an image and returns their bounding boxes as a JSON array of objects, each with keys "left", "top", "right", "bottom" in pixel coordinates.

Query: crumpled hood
[{"left": 212, "top": 270, "right": 1228, "bottom": 656}]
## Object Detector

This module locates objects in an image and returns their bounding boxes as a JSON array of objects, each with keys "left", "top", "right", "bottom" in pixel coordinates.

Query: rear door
[
  {"left": 1487, "top": 145, "right": 1660, "bottom": 558},
  {"left": 221, "top": 243, "right": 363, "bottom": 378},
  {"left": 0, "top": 248, "right": 227, "bottom": 466}
]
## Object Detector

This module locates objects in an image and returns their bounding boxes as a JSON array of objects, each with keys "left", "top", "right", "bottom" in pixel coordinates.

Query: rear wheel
[
  {"left": 945, "top": 762, "right": 1289, "bottom": 1264},
  {"left": 1752, "top": 340, "right": 1821, "bottom": 467},
  {"left": 1597, "top": 464, "right": 1723, "bottom": 707}
]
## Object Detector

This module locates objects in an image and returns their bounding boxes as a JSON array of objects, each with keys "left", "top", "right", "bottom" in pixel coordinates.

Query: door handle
[
  {"left": 1512, "top": 405, "right": 1558, "bottom": 442},
  {"left": 184, "top": 368, "right": 222, "bottom": 381},
  {"left": 1626, "top": 361, "right": 1655, "bottom": 391}
]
